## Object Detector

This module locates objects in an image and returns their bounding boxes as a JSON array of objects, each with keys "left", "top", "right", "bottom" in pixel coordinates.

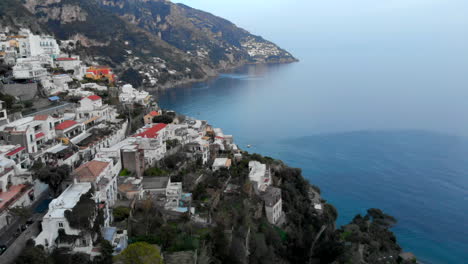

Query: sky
[
  {"left": 173, "top": 0, "right": 468, "bottom": 136},
  {"left": 174, "top": 0, "right": 468, "bottom": 58}
]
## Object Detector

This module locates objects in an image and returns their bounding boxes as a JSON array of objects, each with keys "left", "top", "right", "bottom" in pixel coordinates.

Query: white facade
[
  {"left": 248, "top": 161, "right": 271, "bottom": 192},
  {"left": 18, "top": 28, "right": 60, "bottom": 59},
  {"left": 55, "top": 57, "right": 82, "bottom": 71},
  {"left": 0, "top": 115, "right": 61, "bottom": 153},
  {"left": 212, "top": 158, "right": 231, "bottom": 171},
  {"left": 35, "top": 183, "right": 94, "bottom": 252},
  {"left": 0, "top": 101, "right": 8, "bottom": 125},
  {"left": 41, "top": 74, "right": 73, "bottom": 95},
  {"left": 13, "top": 57, "right": 48, "bottom": 80},
  {"left": 119, "top": 84, "right": 151, "bottom": 105}
]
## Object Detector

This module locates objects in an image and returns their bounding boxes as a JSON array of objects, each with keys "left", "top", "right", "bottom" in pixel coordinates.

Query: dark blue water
[{"left": 155, "top": 64, "right": 468, "bottom": 263}]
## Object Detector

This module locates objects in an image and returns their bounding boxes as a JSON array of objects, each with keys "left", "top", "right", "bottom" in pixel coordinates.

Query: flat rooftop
[{"left": 45, "top": 183, "right": 92, "bottom": 218}]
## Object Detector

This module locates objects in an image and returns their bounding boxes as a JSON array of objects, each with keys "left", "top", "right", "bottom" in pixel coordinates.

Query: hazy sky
[
  {"left": 172, "top": 0, "right": 468, "bottom": 136},
  {"left": 175, "top": 0, "right": 468, "bottom": 56}
]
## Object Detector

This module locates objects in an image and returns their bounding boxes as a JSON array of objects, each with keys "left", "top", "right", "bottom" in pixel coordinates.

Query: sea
[{"left": 160, "top": 1, "right": 468, "bottom": 263}]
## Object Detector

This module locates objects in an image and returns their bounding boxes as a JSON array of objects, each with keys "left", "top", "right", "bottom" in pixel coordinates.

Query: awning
[{"left": 35, "top": 132, "right": 45, "bottom": 139}]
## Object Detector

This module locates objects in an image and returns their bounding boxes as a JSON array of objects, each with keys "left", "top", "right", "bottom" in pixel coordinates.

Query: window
[{"left": 30, "top": 134, "right": 33, "bottom": 142}]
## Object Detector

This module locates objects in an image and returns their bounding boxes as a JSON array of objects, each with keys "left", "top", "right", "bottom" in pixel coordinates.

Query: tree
[
  {"left": 35, "top": 164, "right": 70, "bottom": 196},
  {"left": 114, "top": 242, "right": 163, "bottom": 264},
  {"left": 97, "top": 239, "right": 114, "bottom": 264},
  {"left": 16, "top": 246, "right": 52, "bottom": 264},
  {"left": 153, "top": 115, "right": 173, "bottom": 124},
  {"left": 120, "top": 68, "right": 143, "bottom": 88},
  {"left": 113, "top": 206, "right": 131, "bottom": 222},
  {"left": 8, "top": 206, "right": 32, "bottom": 221}
]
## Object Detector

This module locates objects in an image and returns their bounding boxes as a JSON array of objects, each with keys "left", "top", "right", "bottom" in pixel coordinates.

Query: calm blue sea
[
  {"left": 155, "top": 64, "right": 468, "bottom": 264},
  {"left": 161, "top": 1, "right": 468, "bottom": 262}
]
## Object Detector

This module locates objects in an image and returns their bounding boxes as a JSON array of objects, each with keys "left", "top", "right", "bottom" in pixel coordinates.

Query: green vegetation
[
  {"left": 113, "top": 206, "right": 131, "bottom": 222},
  {"left": 34, "top": 164, "right": 71, "bottom": 197},
  {"left": 120, "top": 68, "right": 143, "bottom": 88},
  {"left": 144, "top": 167, "right": 168, "bottom": 177},
  {"left": 152, "top": 114, "right": 174, "bottom": 124},
  {"left": 114, "top": 242, "right": 163, "bottom": 264},
  {"left": 119, "top": 168, "right": 131, "bottom": 176}
]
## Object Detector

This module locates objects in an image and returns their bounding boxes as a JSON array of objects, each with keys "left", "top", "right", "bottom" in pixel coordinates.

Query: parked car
[
  {"left": 26, "top": 218, "right": 34, "bottom": 225},
  {"left": 20, "top": 224, "right": 27, "bottom": 231},
  {"left": 0, "top": 245, "right": 7, "bottom": 255}
]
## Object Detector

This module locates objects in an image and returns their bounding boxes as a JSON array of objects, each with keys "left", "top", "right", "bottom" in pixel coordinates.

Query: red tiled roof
[
  {"left": 148, "top": 111, "right": 159, "bottom": 117},
  {"left": 56, "top": 57, "right": 77, "bottom": 61},
  {"left": 0, "top": 184, "right": 28, "bottom": 210},
  {"left": 34, "top": 115, "right": 49, "bottom": 121},
  {"left": 6, "top": 146, "right": 26, "bottom": 156},
  {"left": 87, "top": 95, "right": 102, "bottom": 101},
  {"left": 55, "top": 120, "right": 78, "bottom": 130},
  {"left": 133, "top": 123, "right": 167, "bottom": 139},
  {"left": 35, "top": 132, "right": 45, "bottom": 139},
  {"left": 73, "top": 160, "right": 110, "bottom": 181}
]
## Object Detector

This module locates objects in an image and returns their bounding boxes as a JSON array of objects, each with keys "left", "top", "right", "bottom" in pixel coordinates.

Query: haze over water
[{"left": 161, "top": 1, "right": 468, "bottom": 263}]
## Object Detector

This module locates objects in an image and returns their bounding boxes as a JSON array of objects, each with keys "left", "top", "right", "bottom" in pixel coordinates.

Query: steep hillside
[
  {"left": 97, "top": 0, "right": 297, "bottom": 66},
  {"left": 1, "top": 0, "right": 297, "bottom": 88}
]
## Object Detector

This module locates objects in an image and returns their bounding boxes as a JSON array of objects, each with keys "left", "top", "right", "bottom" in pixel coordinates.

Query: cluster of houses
[
  {"left": 0, "top": 26, "right": 285, "bottom": 261},
  {"left": 0, "top": 27, "right": 149, "bottom": 106}
]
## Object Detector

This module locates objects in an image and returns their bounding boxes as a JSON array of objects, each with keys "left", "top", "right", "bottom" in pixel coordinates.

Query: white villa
[
  {"left": 35, "top": 183, "right": 96, "bottom": 253},
  {"left": 12, "top": 57, "right": 47, "bottom": 80},
  {"left": 248, "top": 161, "right": 272, "bottom": 192},
  {"left": 119, "top": 84, "right": 151, "bottom": 105},
  {"left": 212, "top": 158, "right": 232, "bottom": 171}
]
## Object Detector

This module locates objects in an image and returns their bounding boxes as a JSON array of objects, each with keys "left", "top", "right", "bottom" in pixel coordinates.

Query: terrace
[{"left": 0, "top": 184, "right": 32, "bottom": 214}]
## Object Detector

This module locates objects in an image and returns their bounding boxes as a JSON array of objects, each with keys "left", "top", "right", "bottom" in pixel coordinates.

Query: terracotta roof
[
  {"left": 35, "top": 132, "right": 45, "bottom": 139},
  {"left": 133, "top": 123, "right": 167, "bottom": 139},
  {"left": 73, "top": 160, "right": 110, "bottom": 181},
  {"left": 148, "top": 111, "right": 159, "bottom": 117},
  {"left": 87, "top": 95, "right": 102, "bottom": 101},
  {"left": 6, "top": 146, "right": 26, "bottom": 156},
  {"left": 55, "top": 120, "right": 78, "bottom": 130},
  {"left": 34, "top": 115, "right": 49, "bottom": 121}
]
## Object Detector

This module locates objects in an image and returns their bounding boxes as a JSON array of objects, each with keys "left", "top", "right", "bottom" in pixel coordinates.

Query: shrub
[{"left": 113, "top": 206, "right": 131, "bottom": 222}]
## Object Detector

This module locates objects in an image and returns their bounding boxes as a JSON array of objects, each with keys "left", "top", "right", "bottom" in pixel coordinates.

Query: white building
[
  {"left": 0, "top": 114, "right": 63, "bottom": 154},
  {"left": 72, "top": 158, "right": 120, "bottom": 226},
  {"left": 119, "top": 84, "right": 151, "bottom": 105},
  {"left": 41, "top": 74, "right": 73, "bottom": 95},
  {"left": 18, "top": 28, "right": 60, "bottom": 59},
  {"left": 12, "top": 57, "right": 48, "bottom": 80},
  {"left": 0, "top": 143, "right": 48, "bottom": 231},
  {"left": 35, "top": 183, "right": 97, "bottom": 253},
  {"left": 76, "top": 95, "right": 116, "bottom": 127},
  {"left": 0, "top": 100, "right": 8, "bottom": 126},
  {"left": 212, "top": 158, "right": 232, "bottom": 171},
  {"left": 55, "top": 56, "right": 81, "bottom": 71},
  {"left": 98, "top": 125, "right": 167, "bottom": 177},
  {"left": 248, "top": 161, "right": 272, "bottom": 192}
]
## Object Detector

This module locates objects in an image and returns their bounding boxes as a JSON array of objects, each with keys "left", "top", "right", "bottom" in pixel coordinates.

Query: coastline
[{"left": 145, "top": 58, "right": 299, "bottom": 91}]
